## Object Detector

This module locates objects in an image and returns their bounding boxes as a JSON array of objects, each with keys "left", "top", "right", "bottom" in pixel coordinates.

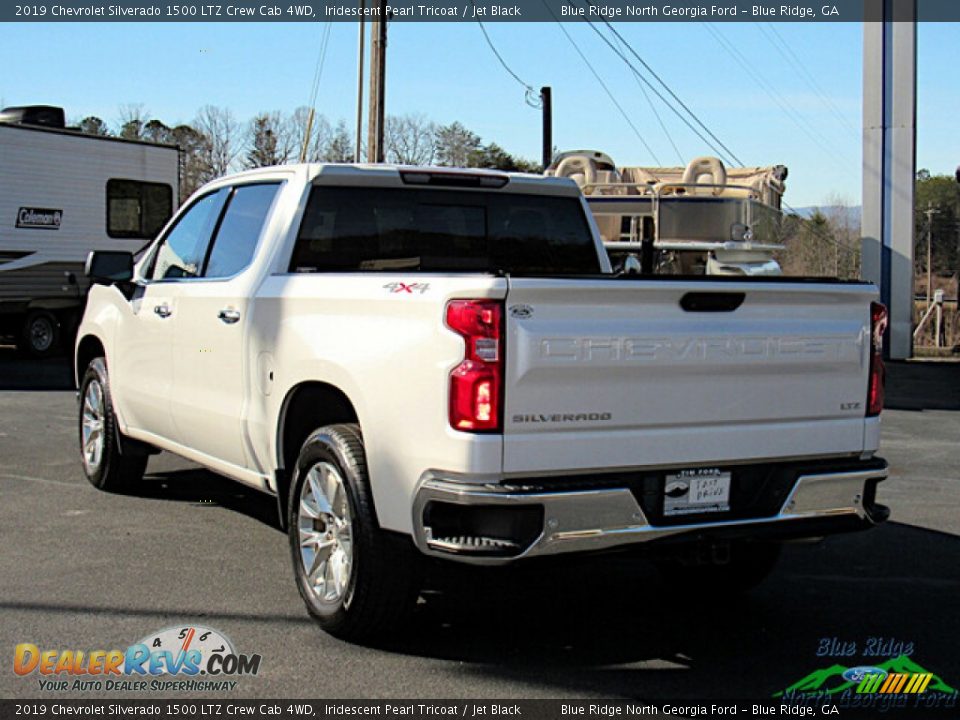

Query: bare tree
[
  {"left": 117, "top": 103, "right": 148, "bottom": 140},
  {"left": 777, "top": 210, "right": 845, "bottom": 279},
  {"left": 272, "top": 111, "right": 298, "bottom": 165},
  {"left": 194, "top": 105, "right": 239, "bottom": 177},
  {"left": 385, "top": 113, "right": 437, "bottom": 166},
  {"left": 288, "top": 107, "right": 333, "bottom": 162},
  {"left": 822, "top": 194, "right": 860, "bottom": 279},
  {"left": 320, "top": 120, "right": 354, "bottom": 163}
]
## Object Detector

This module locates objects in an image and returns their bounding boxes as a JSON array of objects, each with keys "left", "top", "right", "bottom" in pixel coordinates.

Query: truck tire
[
  {"left": 78, "top": 357, "right": 148, "bottom": 492},
  {"left": 655, "top": 540, "right": 781, "bottom": 594},
  {"left": 288, "top": 424, "right": 420, "bottom": 641},
  {"left": 20, "top": 311, "right": 60, "bottom": 357}
]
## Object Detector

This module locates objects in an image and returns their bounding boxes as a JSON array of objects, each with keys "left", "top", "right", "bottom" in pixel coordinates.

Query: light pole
[{"left": 925, "top": 205, "right": 939, "bottom": 308}]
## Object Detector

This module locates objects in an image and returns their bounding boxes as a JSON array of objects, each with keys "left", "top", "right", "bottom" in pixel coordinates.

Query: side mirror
[{"left": 85, "top": 250, "right": 133, "bottom": 284}]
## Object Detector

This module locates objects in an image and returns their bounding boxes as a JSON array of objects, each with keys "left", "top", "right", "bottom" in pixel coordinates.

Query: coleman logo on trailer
[{"left": 16, "top": 207, "right": 62, "bottom": 230}]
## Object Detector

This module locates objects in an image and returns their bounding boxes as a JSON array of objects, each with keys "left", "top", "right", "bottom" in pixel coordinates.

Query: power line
[
  {"left": 579, "top": 0, "right": 745, "bottom": 167},
  {"left": 571, "top": 7, "right": 738, "bottom": 167},
  {"left": 608, "top": 28, "right": 684, "bottom": 165},
  {"left": 541, "top": 1, "right": 662, "bottom": 164},
  {"left": 701, "top": 23, "right": 854, "bottom": 167},
  {"left": 759, "top": 23, "right": 858, "bottom": 137},
  {"left": 702, "top": 23, "right": 849, "bottom": 159},
  {"left": 474, "top": 16, "right": 542, "bottom": 108},
  {"left": 299, "top": 22, "right": 334, "bottom": 162},
  {"left": 562, "top": 9, "right": 856, "bottom": 265},
  {"left": 306, "top": 22, "right": 333, "bottom": 112},
  {"left": 473, "top": 7, "right": 855, "bottom": 265}
]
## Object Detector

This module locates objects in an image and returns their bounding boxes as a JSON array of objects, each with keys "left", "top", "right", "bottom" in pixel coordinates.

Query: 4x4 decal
[{"left": 383, "top": 282, "right": 430, "bottom": 295}]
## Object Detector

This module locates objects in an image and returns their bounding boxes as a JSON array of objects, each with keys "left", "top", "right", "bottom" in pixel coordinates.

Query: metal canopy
[{"left": 861, "top": 0, "right": 917, "bottom": 360}]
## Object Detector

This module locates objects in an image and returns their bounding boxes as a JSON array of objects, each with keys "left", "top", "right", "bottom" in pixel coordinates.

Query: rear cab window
[{"left": 289, "top": 187, "right": 601, "bottom": 275}]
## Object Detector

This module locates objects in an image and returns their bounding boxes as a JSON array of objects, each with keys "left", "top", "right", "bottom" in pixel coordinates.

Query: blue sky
[{"left": 1, "top": 20, "right": 956, "bottom": 206}]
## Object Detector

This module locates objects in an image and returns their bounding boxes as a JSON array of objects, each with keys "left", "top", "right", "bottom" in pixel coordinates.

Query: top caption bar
[{"left": 4, "top": 0, "right": 956, "bottom": 22}]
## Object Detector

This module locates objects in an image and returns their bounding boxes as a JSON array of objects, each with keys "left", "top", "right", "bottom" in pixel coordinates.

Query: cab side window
[
  {"left": 204, "top": 183, "right": 281, "bottom": 279},
  {"left": 148, "top": 189, "right": 229, "bottom": 281}
]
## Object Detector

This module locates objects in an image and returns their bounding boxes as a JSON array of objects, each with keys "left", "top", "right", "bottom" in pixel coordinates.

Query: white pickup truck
[{"left": 76, "top": 164, "right": 889, "bottom": 640}]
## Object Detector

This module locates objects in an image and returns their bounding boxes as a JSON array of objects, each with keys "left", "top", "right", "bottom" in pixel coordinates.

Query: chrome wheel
[
  {"left": 297, "top": 461, "right": 354, "bottom": 604},
  {"left": 81, "top": 379, "right": 105, "bottom": 472}
]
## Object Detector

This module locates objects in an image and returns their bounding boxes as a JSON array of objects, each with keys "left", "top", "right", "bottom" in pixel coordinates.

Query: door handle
[
  {"left": 218, "top": 308, "right": 241, "bottom": 324},
  {"left": 154, "top": 304, "right": 172, "bottom": 318}
]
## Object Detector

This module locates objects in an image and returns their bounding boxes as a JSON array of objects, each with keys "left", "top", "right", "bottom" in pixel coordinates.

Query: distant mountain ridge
[{"left": 790, "top": 205, "right": 862, "bottom": 228}]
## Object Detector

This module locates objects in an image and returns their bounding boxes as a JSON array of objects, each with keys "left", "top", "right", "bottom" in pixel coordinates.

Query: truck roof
[{"left": 214, "top": 163, "right": 583, "bottom": 197}]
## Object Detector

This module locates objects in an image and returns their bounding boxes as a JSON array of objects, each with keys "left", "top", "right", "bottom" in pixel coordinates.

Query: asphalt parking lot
[{"left": 1, "top": 348, "right": 958, "bottom": 701}]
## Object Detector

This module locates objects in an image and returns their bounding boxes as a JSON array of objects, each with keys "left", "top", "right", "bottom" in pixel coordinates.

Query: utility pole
[
  {"left": 366, "top": 0, "right": 388, "bottom": 164},
  {"left": 540, "top": 86, "right": 552, "bottom": 171},
  {"left": 925, "top": 204, "right": 939, "bottom": 308},
  {"left": 355, "top": 3, "right": 365, "bottom": 163}
]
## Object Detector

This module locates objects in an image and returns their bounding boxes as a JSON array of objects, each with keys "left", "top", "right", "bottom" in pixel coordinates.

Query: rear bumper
[{"left": 412, "top": 459, "right": 889, "bottom": 565}]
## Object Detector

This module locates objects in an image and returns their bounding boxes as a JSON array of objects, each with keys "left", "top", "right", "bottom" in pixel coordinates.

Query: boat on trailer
[{"left": 545, "top": 150, "right": 789, "bottom": 276}]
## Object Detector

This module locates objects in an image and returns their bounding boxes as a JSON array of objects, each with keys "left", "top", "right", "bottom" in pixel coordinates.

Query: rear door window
[{"left": 204, "top": 183, "right": 282, "bottom": 279}]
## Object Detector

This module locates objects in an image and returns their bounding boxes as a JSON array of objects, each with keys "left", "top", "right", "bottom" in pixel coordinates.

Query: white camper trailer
[{"left": 0, "top": 106, "right": 179, "bottom": 355}]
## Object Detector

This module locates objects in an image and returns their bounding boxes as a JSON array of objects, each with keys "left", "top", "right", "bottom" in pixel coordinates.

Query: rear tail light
[
  {"left": 867, "top": 301, "right": 887, "bottom": 417},
  {"left": 446, "top": 300, "right": 503, "bottom": 432}
]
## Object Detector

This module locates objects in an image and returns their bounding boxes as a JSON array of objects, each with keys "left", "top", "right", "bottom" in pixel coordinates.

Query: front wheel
[
  {"left": 288, "top": 424, "right": 420, "bottom": 641},
  {"left": 79, "top": 357, "right": 148, "bottom": 492}
]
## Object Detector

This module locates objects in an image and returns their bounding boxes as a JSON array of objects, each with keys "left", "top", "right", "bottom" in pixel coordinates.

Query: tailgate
[{"left": 502, "top": 278, "right": 877, "bottom": 475}]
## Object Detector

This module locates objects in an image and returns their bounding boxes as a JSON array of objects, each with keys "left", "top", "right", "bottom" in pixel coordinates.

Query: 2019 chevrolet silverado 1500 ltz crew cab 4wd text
[{"left": 75, "top": 164, "right": 889, "bottom": 640}]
